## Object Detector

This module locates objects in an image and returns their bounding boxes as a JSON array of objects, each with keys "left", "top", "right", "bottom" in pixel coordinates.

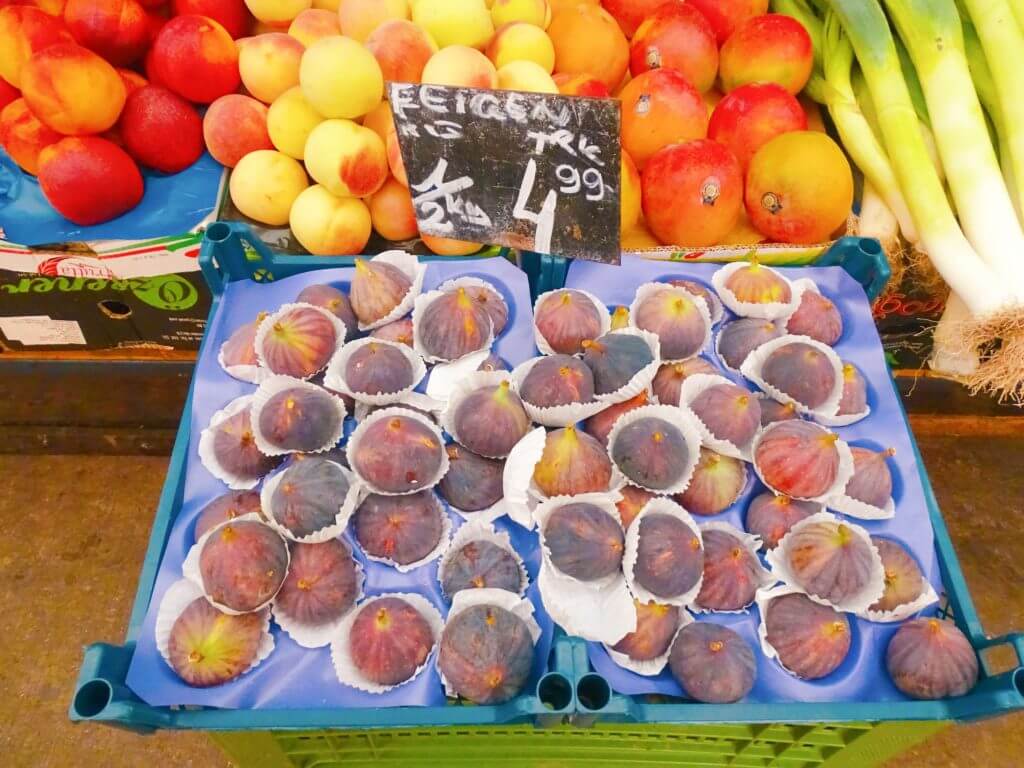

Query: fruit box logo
[{"left": 0, "top": 273, "right": 199, "bottom": 311}]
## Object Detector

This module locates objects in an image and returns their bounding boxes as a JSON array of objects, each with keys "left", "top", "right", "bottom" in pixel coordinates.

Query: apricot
[
  {"left": 290, "top": 184, "right": 372, "bottom": 255},
  {"left": 719, "top": 13, "right": 813, "bottom": 95},
  {"left": 62, "top": 0, "right": 148, "bottom": 65},
  {"left": 385, "top": 123, "right": 406, "bottom": 184},
  {"left": 244, "top": 0, "right": 310, "bottom": 24},
  {"left": 0, "top": 97, "right": 61, "bottom": 173},
  {"left": 412, "top": 0, "right": 492, "bottom": 49},
  {"left": 497, "top": 60, "right": 556, "bottom": 92},
  {"left": 552, "top": 71, "right": 608, "bottom": 98},
  {"left": 548, "top": 3, "right": 626, "bottom": 91},
  {"left": 37, "top": 136, "right": 142, "bottom": 224},
  {"left": 486, "top": 21, "right": 553, "bottom": 72},
  {"left": 491, "top": 0, "right": 548, "bottom": 28},
  {"left": 619, "top": 68, "right": 706, "bottom": 169},
  {"left": 228, "top": 149, "right": 308, "bottom": 225},
  {"left": 687, "top": 0, "right": 767, "bottom": 45},
  {"left": 365, "top": 18, "right": 437, "bottom": 83},
  {"left": 361, "top": 100, "right": 392, "bottom": 142},
  {"left": 421, "top": 234, "right": 481, "bottom": 255},
  {"left": 300, "top": 35, "right": 382, "bottom": 118},
  {"left": 171, "top": 0, "right": 250, "bottom": 39},
  {"left": 21, "top": 42, "right": 125, "bottom": 134},
  {"left": 621, "top": 151, "right": 640, "bottom": 233},
  {"left": 304, "top": 118, "right": 388, "bottom": 197},
  {"left": 266, "top": 85, "right": 323, "bottom": 159},
  {"left": 149, "top": 15, "right": 239, "bottom": 104},
  {"left": 204, "top": 93, "right": 273, "bottom": 167},
  {"left": 369, "top": 176, "right": 417, "bottom": 241},
  {"left": 338, "top": 0, "right": 408, "bottom": 42},
  {"left": 239, "top": 32, "right": 303, "bottom": 104},
  {"left": 421, "top": 45, "right": 497, "bottom": 89},
  {"left": 120, "top": 85, "right": 203, "bottom": 173},
  {"left": 287, "top": 8, "right": 338, "bottom": 45},
  {"left": 0, "top": 6, "right": 73, "bottom": 88}
]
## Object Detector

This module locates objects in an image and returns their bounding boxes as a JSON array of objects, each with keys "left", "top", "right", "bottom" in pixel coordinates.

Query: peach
[
  {"left": 369, "top": 176, "right": 417, "bottom": 240},
  {"left": 553, "top": 72, "right": 609, "bottom": 97},
  {"left": 63, "top": 0, "right": 148, "bottom": 65},
  {"left": 338, "top": 0, "right": 408, "bottom": 42},
  {"left": 266, "top": 85, "right": 322, "bottom": 158},
  {"left": 238, "top": 32, "right": 303, "bottom": 104},
  {"left": 486, "top": 21, "right": 553, "bottom": 72},
  {"left": 629, "top": 3, "right": 718, "bottom": 93},
  {"left": 703, "top": 88, "right": 722, "bottom": 116},
  {"left": 21, "top": 42, "right": 125, "bottom": 134},
  {"left": 204, "top": 94, "right": 273, "bottom": 166},
  {"left": 300, "top": 35, "right": 382, "bottom": 118},
  {"left": 150, "top": 15, "right": 239, "bottom": 104},
  {"left": 719, "top": 13, "right": 812, "bottom": 95},
  {"left": 497, "top": 60, "right": 556, "bottom": 93},
  {"left": 116, "top": 66, "right": 147, "bottom": 95},
  {"left": 229, "top": 148, "right": 308, "bottom": 224},
  {"left": 0, "top": 6, "right": 73, "bottom": 88},
  {"left": 0, "top": 77, "right": 20, "bottom": 111},
  {"left": 119, "top": 85, "right": 203, "bottom": 172},
  {"left": 600, "top": 0, "right": 667, "bottom": 38},
  {"left": 290, "top": 184, "right": 372, "bottom": 255},
  {"left": 619, "top": 68, "right": 706, "bottom": 169},
  {"left": 37, "top": 136, "right": 142, "bottom": 224},
  {"left": 491, "top": 0, "right": 548, "bottom": 28},
  {"left": 687, "top": 0, "right": 767, "bottom": 45},
  {"left": 365, "top": 19, "right": 436, "bottom": 83},
  {"left": 385, "top": 123, "right": 406, "bottom": 185},
  {"left": 251, "top": 19, "right": 290, "bottom": 33},
  {"left": 421, "top": 233, "right": 482, "bottom": 255},
  {"left": 0, "top": 98, "right": 61, "bottom": 173},
  {"left": 0, "top": 0, "right": 67, "bottom": 16},
  {"left": 304, "top": 118, "right": 388, "bottom": 197},
  {"left": 412, "top": 0, "right": 492, "bottom": 49},
  {"left": 244, "top": 0, "right": 310, "bottom": 24},
  {"left": 171, "top": 0, "right": 250, "bottom": 39},
  {"left": 361, "top": 100, "right": 392, "bottom": 141},
  {"left": 621, "top": 150, "right": 640, "bottom": 232},
  {"left": 287, "top": 8, "right": 338, "bottom": 46},
  {"left": 548, "top": 3, "right": 626, "bottom": 91},
  {"left": 421, "top": 45, "right": 497, "bottom": 89}
]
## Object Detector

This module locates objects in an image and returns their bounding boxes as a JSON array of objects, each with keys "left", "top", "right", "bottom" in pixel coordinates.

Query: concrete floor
[{"left": 2, "top": 436, "right": 1022, "bottom": 767}]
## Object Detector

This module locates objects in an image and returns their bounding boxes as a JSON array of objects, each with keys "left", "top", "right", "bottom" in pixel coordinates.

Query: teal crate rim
[{"left": 69, "top": 223, "right": 1024, "bottom": 733}]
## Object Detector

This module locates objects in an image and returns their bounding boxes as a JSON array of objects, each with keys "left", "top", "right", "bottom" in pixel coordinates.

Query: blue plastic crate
[{"left": 69, "top": 222, "right": 1024, "bottom": 738}]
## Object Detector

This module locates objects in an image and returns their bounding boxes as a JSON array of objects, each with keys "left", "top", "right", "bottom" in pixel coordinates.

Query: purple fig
[
  {"left": 870, "top": 538, "right": 925, "bottom": 614},
  {"left": 765, "top": 592, "right": 850, "bottom": 679},
  {"left": 533, "top": 426, "right": 613, "bottom": 496},
  {"left": 535, "top": 289, "right": 604, "bottom": 354},
  {"left": 651, "top": 358, "right": 717, "bottom": 406},
  {"left": 221, "top": 312, "right": 267, "bottom": 368},
  {"left": 582, "top": 332, "right": 655, "bottom": 395},
  {"left": 761, "top": 342, "right": 836, "bottom": 409},
  {"left": 351, "top": 414, "right": 444, "bottom": 493},
  {"left": 439, "top": 604, "right": 534, "bottom": 703},
  {"left": 268, "top": 457, "right": 350, "bottom": 539},
  {"left": 696, "top": 528, "right": 762, "bottom": 610},
  {"left": 520, "top": 354, "right": 596, "bottom": 408},
  {"left": 676, "top": 448, "right": 746, "bottom": 516},
  {"left": 837, "top": 362, "right": 868, "bottom": 415},
  {"left": 724, "top": 261, "right": 792, "bottom": 304},
  {"left": 370, "top": 318, "right": 413, "bottom": 347},
  {"left": 353, "top": 491, "right": 445, "bottom": 565},
  {"left": 453, "top": 380, "right": 532, "bottom": 457},
  {"left": 296, "top": 283, "right": 358, "bottom": 339},
  {"left": 667, "top": 278, "right": 723, "bottom": 320},
  {"left": 886, "top": 618, "right": 978, "bottom": 699},
  {"left": 633, "top": 287, "right": 708, "bottom": 360},
  {"left": 616, "top": 485, "right": 656, "bottom": 530},
  {"left": 634, "top": 512, "right": 703, "bottom": 599},
  {"left": 759, "top": 398, "right": 799, "bottom": 426},
  {"left": 259, "top": 305, "right": 338, "bottom": 378},
  {"left": 418, "top": 287, "right": 493, "bottom": 361},
  {"left": 785, "top": 288, "right": 842, "bottom": 345},
  {"left": 194, "top": 491, "right": 262, "bottom": 542},
  {"left": 669, "top": 622, "right": 756, "bottom": 703},
  {"left": 689, "top": 382, "right": 761, "bottom": 447},
  {"left": 477, "top": 353, "right": 509, "bottom": 372},
  {"left": 208, "top": 406, "right": 282, "bottom": 482},
  {"left": 786, "top": 520, "right": 878, "bottom": 605},
  {"left": 344, "top": 341, "right": 415, "bottom": 395},
  {"left": 167, "top": 598, "right": 264, "bottom": 687},
  {"left": 199, "top": 520, "right": 289, "bottom": 612},
  {"left": 583, "top": 391, "right": 652, "bottom": 448},
  {"left": 441, "top": 540, "right": 523, "bottom": 599},
  {"left": 745, "top": 493, "right": 818, "bottom": 550},
  {"left": 610, "top": 415, "right": 690, "bottom": 491},
  {"left": 275, "top": 539, "right": 359, "bottom": 624},
  {"left": 437, "top": 444, "right": 504, "bottom": 512},
  {"left": 257, "top": 387, "right": 343, "bottom": 453},
  {"left": 460, "top": 283, "right": 508, "bottom": 335},
  {"left": 349, "top": 597, "right": 435, "bottom": 685},
  {"left": 544, "top": 502, "right": 624, "bottom": 581},
  {"left": 844, "top": 447, "right": 895, "bottom": 508},
  {"left": 350, "top": 258, "right": 412, "bottom": 326},
  {"left": 717, "top": 318, "right": 782, "bottom": 371},
  {"left": 611, "top": 600, "right": 681, "bottom": 660},
  {"left": 754, "top": 421, "right": 841, "bottom": 499}
]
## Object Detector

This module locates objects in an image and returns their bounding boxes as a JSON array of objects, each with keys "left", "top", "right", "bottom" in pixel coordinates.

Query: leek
[
  {"left": 857, "top": 182, "right": 904, "bottom": 281},
  {"left": 931, "top": 293, "right": 981, "bottom": 376}
]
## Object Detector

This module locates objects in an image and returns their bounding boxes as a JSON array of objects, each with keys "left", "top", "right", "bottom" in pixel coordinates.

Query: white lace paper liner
[
  {"left": 155, "top": 578, "right": 275, "bottom": 681},
  {"left": 438, "top": 588, "right": 542, "bottom": 698},
  {"left": 322, "top": 337, "right": 427, "bottom": 405},
  {"left": 330, "top": 592, "right": 444, "bottom": 693},
  {"left": 440, "top": 370, "right": 519, "bottom": 458},
  {"left": 605, "top": 404, "right": 702, "bottom": 496},
  {"left": 254, "top": 302, "right": 348, "bottom": 380},
  {"left": 671, "top": 279, "right": 724, "bottom": 325},
  {"left": 764, "top": 511, "right": 885, "bottom": 614},
  {"left": 780, "top": 280, "right": 833, "bottom": 337},
  {"left": 183, "top": 512, "right": 291, "bottom": 616},
  {"left": 437, "top": 519, "right": 528, "bottom": 600},
  {"left": 589, "top": 327, "right": 662, "bottom": 405},
  {"left": 750, "top": 422, "right": 855, "bottom": 503},
  {"left": 358, "top": 491, "right": 453, "bottom": 572},
  {"left": 425, "top": 348, "right": 493, "bottom": 402},
  {"left": 711, "top": 262, "right": 802, "bottom": 320},
  {"left": 691, "top": 521, "right": 773, "bottom": 614},
  {"left": 346, "top": 405, "right": 450, "bottom": 495},
  {"left": 217, "top": 320, "right": 266, "bottom": 384},
  {"left": 859, "top": 559, "right": 940, "bottom": 624},
  {"left": 250, "top": 375, "right": 348, "bottom": 457},
  {"left": 680, "top": 373, "right": 757, "bottom": 461},
  {"left": 628, "top": 282, "right": 713, "bottom": 363},
  {"left": 502, "top": 427, "right": 547, "bottom": 529},
  {"left": 755, "top": 583, "right": 829, "bottom": 678},
  {"left": 259, "top": 460, "right": 365, "bottom": 543},
  {"left": 532, "top": 288, "right": 611, "bottom": 356},
  {"left": 198, "top": 395, "right": 268, "bottom": 490},
  {"left": 827, "top": 485, "right": 896, "bottom": 521},
  {"left": 713, "top": 321, "right": 780, "bottom": 376},
  {"left": 623, "top": 497, "right": 704, "bottom": 607},
  {"left": 816, "top": 361, "right": 871, "bottom": 427},
  {"left": 271, "top": 540, "right": 366, "bottom": 648},
  {"left": 509, "top": 356, "right": 609, "bottom": 428},
  {"left": 412, "top": 289, "right": 495, "bottom": 364},
  {"left": 740, "top": 334, "right": 845, "bottom": 420},
  {"left": 538, "top": 560, "right": 636, "bottom": 645},
  {"left": 602, "top": 603, "right": 693, "bottom": 676},
  {"left": 355, "top": 251, "right": 427, "bottom": 332},
  {"left": 354, "top": 395, "right": 444, "bottom": 423},
  {"left": 437, "top": 275, "right": 510, "bottom": 335}
]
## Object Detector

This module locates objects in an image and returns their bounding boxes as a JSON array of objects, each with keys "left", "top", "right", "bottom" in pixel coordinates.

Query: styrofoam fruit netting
[
  {"left": 691, "top": 520, "right": 774, "bottom": 614},
  {"left": 355, "top": 251, "right": 427, "bottom": 332},
  {"left": 355, "top": 491, "right": 453, "bottom": 573},
  {"left": 330, "top": 592, "right": 445, "bottom": 694},
  {"left": 437, "top": 519, "right": 528, "bottom": 600},
  {"left": 412, "top": 288, "right": 495, "bottom": 364},
  {"left": 345, "top": 405, "right": 449, "bottom": 496},
  {"left": 249, "top": 375, "right": 348, "bottom": 457},
  {"left": 711, "top": 261, "right": 802, "bottom": 320},
  {"left": 259, "top": 459, "right": 366, "bottom": 543},
  {"left": 198, "top": 395, "right": 276, "bottom": 490},
  {"left": 623, "top": 497, "right": 704, "bottom": 607},
  {"left": 602, "top": 602, "right": 692, "bottom": 677},
  {"left": 740, "top": 335, "right": 845, "bottom": 420},
  {"left": 322, "top": 337, "right": 427, "bottom": 405},
  {"left": 586, "top": 327, "right": 662, "bottom": 405},
  {"left": 750, "top": 421, "right": 855, "bottom": 504},
  {"left": 627, "top": 282, "right": 713, "bottom": 363},
  {"left": 604, "top": 404, "right": 703, "bottom": 495},
  {"left": 532, "top": 288, "right": 611, "bottom": 356},
  {"left": 510, "top": 356, "right": 609, "bottom": 428},
  {"left": 680, "top": 373, "right": 757, "bottom": 461},
  {"left": 440, "top": 369, "right": 523, "bottom": 459}
]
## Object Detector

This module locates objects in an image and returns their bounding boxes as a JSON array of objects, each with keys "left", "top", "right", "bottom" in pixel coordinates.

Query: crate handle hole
[
  {"left": 206, "top": 222, "right": 232, "bottom": 243},
  {"left": 576, "top": 673, "right": 610, "bottom": 711},
  {"left": 1014, "top": 668, "right": 1024, "bottom": 698},
  {"left": 537, "top": 673, "right": 572, "bottom": 711},
  {"left": 98, "top": 300, "right": 132, "bottom": 319},
  {"left": 859, "top": 239, "right": 882, "bottom": 256},
  {"left": 73, "top": 679, "right": 112, "bottom": 718}
]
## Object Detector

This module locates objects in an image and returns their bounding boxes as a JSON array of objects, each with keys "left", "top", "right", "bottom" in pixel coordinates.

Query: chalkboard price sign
[{"left": 388, "top": 83, "right": 621, "bottom": 264}]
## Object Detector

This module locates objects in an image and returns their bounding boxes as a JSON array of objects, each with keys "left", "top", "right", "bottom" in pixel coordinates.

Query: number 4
[{"left": 513, "top": 159, "right": 557, "bottom": 254}]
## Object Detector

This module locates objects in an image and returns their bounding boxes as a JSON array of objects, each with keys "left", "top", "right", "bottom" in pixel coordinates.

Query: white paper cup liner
[
  {"left": 250, "top": 375, "right": 348, "bottom": 457},
  {"left": 605, "top": 404, "right": 702, "bottom": 495},
  {"left": 691, "top": 521, "right": 773, "bottom": 614},
  {"left": 750, "top": 421, "right": 855, "bottom": 503},
  {"left": 533, "top": 288, "right": 611, "bottom": 356},
  {"left": 425, "top": 349, "right": 493, "bottom": 402},
  {"left": 412, "top": 289, "right": 495, "bottom": 364},
  {"left": 156, "top": 579, "right": 275, "bottom": 680},
  {"left": 183, "top": 512, "right": 290, "bottom": 616},
  {"left": 346, "top": 405, "right": 449, "bottom": 495},
  {"left": 534, "top": 493, "right": 624, "bottom": 589},
  {"left": 272, "top": 541, "right": 365, "bottom": 648},
  {"left": 509, "top": 356, "right": 609, "bottom": 428},
  {"left": 711, "top": 262, "right": 801, "bottom": 320},
  {"left": 765, "top": 511, "right": 885, "bottom": 614},
  {"left": 861, "top": 581, "right": 940, "bottom": 623},
  {"left": 755, "top": 583, "right": 822, "bottom": 677},
  {"left": 259, "top": 460, "right": 366, "bottom": 543},
  {"left": 354, "top": 396, "right": 444, "bottom": 423},
  {"left": 602, "top": 604, "right": 693, "bottom": 677},
  {"left": 438, "top": 588, "right": 542, "bottom": 698},
  {"left": 502, "top": 427, "right": 547, "bottom": 529},
  {"left": 218, "top": 339, "right": 266, "bottom": 385},
  {"left": 440, "top": 370, "right": 517, "bottom": 458},
  {"left": 198, "top": 395, "right": 272, "bottom": 490},
  {"left": 713, "top": 321, "right": 783, "bottom": 376},
  {"left": 322, "top": 337, "right": 427, "bottom": 406},
  {"left": 355, "top": 251, "right": 427, "bottom": 332},
  {"left": 437, "top": 519, "right": 528, "bottom": 600},
  {"left": 330, "top": 592, "right": 444, "bottom": 693},
  {"left": 827, "top": 491, "right": 896, "bottom": 521},
  {"left": 588, "top": 327, "right": 662, "bottom": 405},
  {"left": 817, "top": 359, "right": 871, "bottom": 426},
  {"left": 437, "top": 275, "right": 510, "bottom": 335},
  {"left": 356, "top": 491, "right": 453, "bottom": 572},
  {"left": 679, "top": 373, "right": 756, "bottom": 461},
  {"left": 628, "top": 282, "right": 712, "bottom": 363},
  {"left": 740, "top": 334, "right": 845, "bottom": 420},
  {"left": 538, "top": 559, "right": 637, "bottom": 644},
  {"left": 254, "top": 302, "right": 348, "bottom": 380},
  {"left": 623, "top": 497, "right": 704, "bottom": 607}
]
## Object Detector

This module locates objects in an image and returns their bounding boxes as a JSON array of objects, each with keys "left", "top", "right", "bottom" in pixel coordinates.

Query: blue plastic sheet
[
  {"left": 569, "top": 255, "right": 940, "bottom": 704},
  {"left": 126, "top": 256, "right": 555, "bottom": 709},
  {"left": 0, "top": 150, "right": 221, "bottom": 246}
]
